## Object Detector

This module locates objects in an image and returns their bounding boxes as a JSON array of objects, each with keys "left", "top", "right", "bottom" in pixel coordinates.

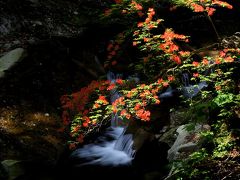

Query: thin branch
[
  {"left": 205, "top": 13, "right": 221, "bottom": 42},
  {"left": 221, "top": 172, "right": 233, "bottom": 180},
  {"left": 72, "top": 58, "right": 99, "bottom": 79},
  {"left": 187, "top": 43, "right": 219, "bottom": 59}
]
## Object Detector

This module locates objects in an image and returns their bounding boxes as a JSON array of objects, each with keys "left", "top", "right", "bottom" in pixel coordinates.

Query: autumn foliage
[{"left": 61, "top": 0, "right": 240, "bottom": 150}]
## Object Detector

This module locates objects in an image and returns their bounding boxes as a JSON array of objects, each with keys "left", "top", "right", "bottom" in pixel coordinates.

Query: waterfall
[
  {"left": 71, "top": 72, "right": 135, "bottom": 167},
  {"left": 158, "top": 73, "right": 208, "bottom": 101},
  {"left": 182, "top": 72, "right": 190, "bottom": 87},
  {"left": 114, "top": 132, "right": 135, "bottom": 157},
  {"left": 181, "top": 73, "right": 208, "bottom": 98}
]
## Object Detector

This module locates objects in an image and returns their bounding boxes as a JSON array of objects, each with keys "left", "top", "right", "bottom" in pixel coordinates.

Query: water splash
[
  {"left": 182, "top": 73, "right": 190, "bottom": 87},
  {"left": 181, "top": 73, "right": 208, "bottom": 99},
  {"left": 158, "top": 86, "right": 176, "bottom": 99},
  {"left": 71, "top": 127, "right": 133, "bottom": 166},
  {"left": 158, "top": 73, "right": 208, "bottom": 100},
  {"left": 114, "top": 128, "right": 135, "bottom": 157}
]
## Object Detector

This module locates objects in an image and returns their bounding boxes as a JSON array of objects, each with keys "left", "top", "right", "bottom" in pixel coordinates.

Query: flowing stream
[{"left": 71, "top": 72, "right": 135, "bottom": 167}]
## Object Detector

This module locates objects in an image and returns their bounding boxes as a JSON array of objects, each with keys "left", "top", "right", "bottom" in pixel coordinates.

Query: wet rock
[
  {"left": 0, "top": 162, "right": 8, "bottom": 180},
  {"left": 158, "top": 127, "right": 178, "bottom": 147},
  {"left": 0, "top": 48, "right": 26, "bottom": 78},
  {"left": 125, "top": 120, "right": 155, "bottom": 152},
  {"left": 221, "top": 32, "right": 240, "bottom": 48},
  {"left": 169, "top": 109, "right": 190, "bottom": 127},
  {"left": 1, "top": 160, "right": 25, "bottom": 180}
]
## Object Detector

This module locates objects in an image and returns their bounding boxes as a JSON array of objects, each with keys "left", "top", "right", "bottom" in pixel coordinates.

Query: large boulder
[
  {"left": 0, "top": 0, "right": 104, "bottom": 55},
  {"left": 167, "top": 124, "right": 210, "bottom": 162},
  {"left": 1, "top": 160, "right": 25, "bottom": 180}
]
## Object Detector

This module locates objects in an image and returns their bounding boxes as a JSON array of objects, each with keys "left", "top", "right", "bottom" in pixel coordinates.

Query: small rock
[
  {"left": 33, "top": 21, "right": 43, "bottom": 26},
  {"left": 158, "top": 127, "right": 178, "bottom": 147},
  {"left": 44, "top": 113, "right": 50, "bottom": 117},
  {"left": 1, "top": 160, "right": 25, "bottom": 180},
  {"left": 0, "top": 48, "right": 26, "bottom": 78}
]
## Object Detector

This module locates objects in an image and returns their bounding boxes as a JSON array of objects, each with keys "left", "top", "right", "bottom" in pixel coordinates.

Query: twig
[
  {"left": 221, "top": 172, "right": 233, "bottom": 180},
  {"left": 187, "top": 43, "right": 219, "bottom": 59},
  {"left": 205, "top": 13, "right": 221, "bottom": 42},
  {"left": 94, "top": 55, "right": 106, "bottom": 74}
]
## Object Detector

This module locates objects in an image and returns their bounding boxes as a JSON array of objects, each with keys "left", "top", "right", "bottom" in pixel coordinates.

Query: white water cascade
[
  {"left": 181, "top": 73, "right": 208, "bottom": 98},
  {"left": 71, "top": 72, "right": 135, "bottom": 167}
]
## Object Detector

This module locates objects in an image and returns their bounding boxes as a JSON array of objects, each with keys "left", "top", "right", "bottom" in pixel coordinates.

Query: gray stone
[
  {"left": 164, "top": 124, "right": 210, "bottom": 180},
  {"left": 167, "top": 124, "right": 210, "bottom": 161},
  {"left": 1, "top": 160, "right": 25, "bottom": 180},
  {"left": 169, "top": 109, "right": 190, "bottom": 127},
  {"left": 0, "top": 163, "right": 8, "bottom": 179},
  {"left": 0, "top": 48, "right": 26, "bottom": 78},
  {"left": 0, "top": 18, "right": 13, "bottom": 35}
]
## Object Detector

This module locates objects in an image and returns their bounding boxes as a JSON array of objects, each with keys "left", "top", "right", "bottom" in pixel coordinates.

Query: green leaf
[{"left": 214, "top": 93, "right": 235, "bottom": 107}]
